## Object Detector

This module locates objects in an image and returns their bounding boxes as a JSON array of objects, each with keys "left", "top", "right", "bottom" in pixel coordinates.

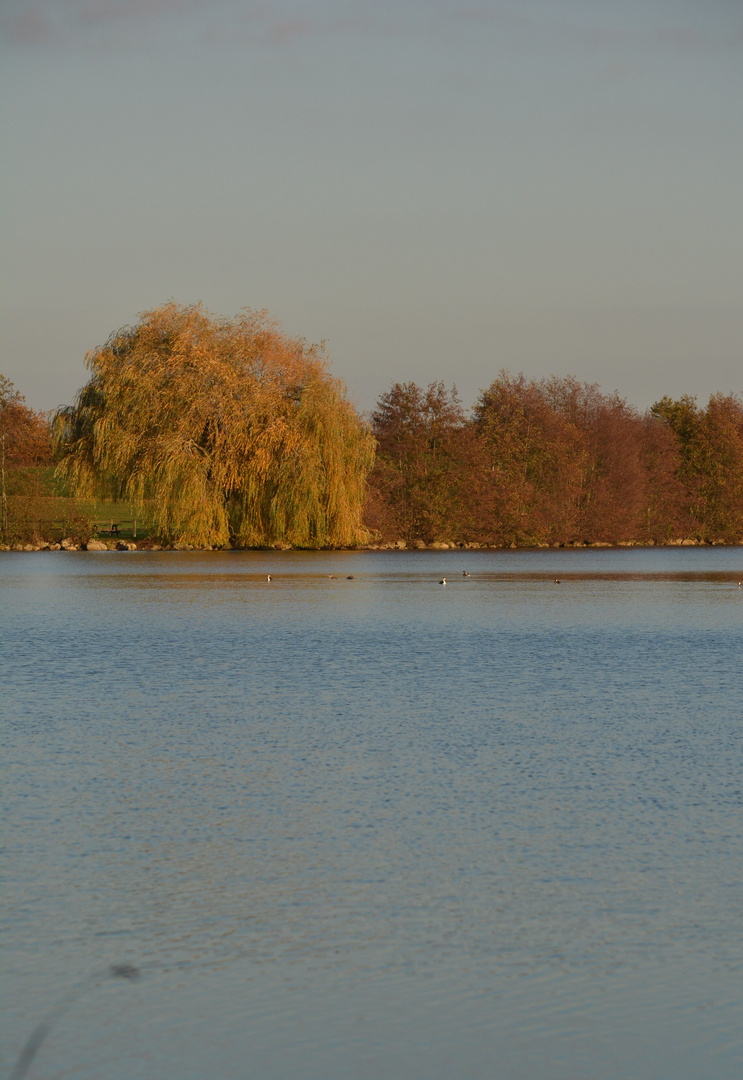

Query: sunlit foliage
[
  {"left": 1, "top": 375, "right": 52, "bottom": 468},
  {"left": 369, "top": 373, "right": 743, "bottom": 545},
  {"left": 652, "top": 392, "right": 743, "bottom": 540},
  {"left": 366, "top": 382, "right": 479, "bottom": 542},
  {"left": 1, "top": 374, "right": 56, "bottom": 543},
  {"left": 54, "top": 304, "right": 375, "bottom": 548}
]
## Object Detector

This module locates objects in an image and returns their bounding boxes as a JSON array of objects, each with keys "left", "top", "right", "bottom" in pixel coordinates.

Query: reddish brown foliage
[
  {"left": 366, "top": 382, "right": 481, "bottom": 542},
  {"left": 1, "top": 375, "right": 56, "bottom": 543},
  {"left": 368, "top": 374, "right": 741, "bottom": 545},
  {"left": 0, "top": 376, "right": 52, "bottom": 467}
]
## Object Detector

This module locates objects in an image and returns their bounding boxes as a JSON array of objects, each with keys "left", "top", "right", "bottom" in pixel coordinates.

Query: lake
[{"left": 2, "top": 547, "right": 742, "bottom": 1079}]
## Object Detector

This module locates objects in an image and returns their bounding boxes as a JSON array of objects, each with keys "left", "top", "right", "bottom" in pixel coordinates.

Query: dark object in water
[
  {"left": 9, "top": 964, "right": 141, "bottom": 1080},
  {"left": 110, "top": 964, "right": 140, "bottom": 980},
  {"left": 346, "top": 575, "right": 354, "bottom": 579}
]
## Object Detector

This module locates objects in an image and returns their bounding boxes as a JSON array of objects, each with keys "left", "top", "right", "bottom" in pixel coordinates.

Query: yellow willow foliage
[{"left": 54, "top": 303, "right": 375, "bottom": 547}]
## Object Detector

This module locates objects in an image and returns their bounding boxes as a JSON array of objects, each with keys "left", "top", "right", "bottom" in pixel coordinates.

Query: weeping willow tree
[{"left": 54, "top": 303, "right": 375, "bottom": 547}]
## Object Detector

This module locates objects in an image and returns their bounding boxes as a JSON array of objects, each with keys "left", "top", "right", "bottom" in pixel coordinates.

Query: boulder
[
  {"left": 85, "top": 539, "right": 109, "bottom": 551},
  {"left": 116, "top": 540, "right": 137, "bottom": 551}
]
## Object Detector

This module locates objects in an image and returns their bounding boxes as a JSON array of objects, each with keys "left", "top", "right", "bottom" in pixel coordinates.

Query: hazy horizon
[{"left": 2, "top": 0, "right": 741, "bottom": 415}]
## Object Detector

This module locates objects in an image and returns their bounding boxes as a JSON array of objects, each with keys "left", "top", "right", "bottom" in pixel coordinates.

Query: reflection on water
[{"left": 2, "top": 549, "right": 742, "bottom": 1078}]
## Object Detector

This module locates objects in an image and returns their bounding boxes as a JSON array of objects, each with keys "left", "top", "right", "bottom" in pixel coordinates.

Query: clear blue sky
[{"left": 1, "top": 0, "right": 741, "bottom": 414}]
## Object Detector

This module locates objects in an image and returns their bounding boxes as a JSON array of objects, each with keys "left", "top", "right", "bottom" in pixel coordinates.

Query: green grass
[{"left": 3, "top": 464, "right": 155, "bottom": 542}]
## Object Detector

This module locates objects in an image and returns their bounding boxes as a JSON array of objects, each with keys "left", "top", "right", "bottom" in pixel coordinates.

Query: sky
[{"left": 1, "top": 0, "right": 741, "bottom": 416}]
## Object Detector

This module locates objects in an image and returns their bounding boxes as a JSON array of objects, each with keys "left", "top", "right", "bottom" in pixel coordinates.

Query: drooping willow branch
[{"left": 54, "top": 303, "right": 375, "bottom": 548}]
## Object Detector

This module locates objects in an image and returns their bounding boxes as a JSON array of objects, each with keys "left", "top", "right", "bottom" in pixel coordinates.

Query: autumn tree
[
  {"left": 652, "top": 393, "right": 743, "bottom": 538},
  {"left": 699, "top": 394, "right": 743, "bottom": 538},
  {"left": 470, "top": 374, "right": 692, "bottom": 544},
  {"left": 472, "top": 373, "right": 588, "bottom": 544},
  {"left": 54, "top": 304, "right": 375, "bottom": 548},
  {"left": 541, "top": 378, "right": 671, "bottom": 543},
  {"left": 637, "top": 415, "right": 687, "bottom": 540},
  {"left": 1, "top": 374, "right": 53, "bottom": 540},
  {"left": 650, "top": 394, "right": 704, "bottom": 518},
  {"left": 367, "top": 382, "right": 478, "bottom": 541}
]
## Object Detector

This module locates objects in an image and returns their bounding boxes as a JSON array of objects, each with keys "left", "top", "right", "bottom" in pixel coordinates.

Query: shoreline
[{"left": 3, "top": 538, "right": 743, "bottom": 553}]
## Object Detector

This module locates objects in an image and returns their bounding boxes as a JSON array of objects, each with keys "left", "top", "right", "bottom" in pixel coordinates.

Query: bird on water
[
  {"left": 554, "top": 578, "right": 561, "bottom": 584},
  {"left": 463, "top": 571, "right": 471, "bottom": 577},
  {"left": 266, "top": 574, "right": 272, "bottom": 582},
  {"left": 439, "top": 577, "right": 447, "bottom": 585}
]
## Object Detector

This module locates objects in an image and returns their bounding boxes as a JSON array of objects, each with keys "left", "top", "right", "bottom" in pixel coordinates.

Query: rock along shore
[{"left": 2, "top": 537, "right": 743, "bottom": 553}]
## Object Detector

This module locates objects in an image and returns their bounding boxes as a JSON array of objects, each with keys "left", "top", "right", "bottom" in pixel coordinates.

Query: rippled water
[{"left": 2, "top": 548, "right": 742, "bottom": 1079}]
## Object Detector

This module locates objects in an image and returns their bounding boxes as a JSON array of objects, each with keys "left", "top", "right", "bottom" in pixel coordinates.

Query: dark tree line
[{"left": 365, "top": 374, "right": 743, "bottom": 545}]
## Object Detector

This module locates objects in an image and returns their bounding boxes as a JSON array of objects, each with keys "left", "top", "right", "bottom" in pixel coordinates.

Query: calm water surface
[{"left": 2, "top": 548, "right": 742, "bottom": 1079}]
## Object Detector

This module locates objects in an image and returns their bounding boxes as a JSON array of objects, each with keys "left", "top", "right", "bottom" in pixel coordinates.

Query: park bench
[{"left": 94, "top": 520, "right": 138, "bottom": 538}]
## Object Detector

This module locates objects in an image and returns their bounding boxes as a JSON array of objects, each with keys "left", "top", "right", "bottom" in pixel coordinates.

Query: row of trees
[
  {"left": 3, "top": 303, "right": 741, "bottom": 546},
  {"left": 365, "top": 376, "right": 743, "bottom": 545}
]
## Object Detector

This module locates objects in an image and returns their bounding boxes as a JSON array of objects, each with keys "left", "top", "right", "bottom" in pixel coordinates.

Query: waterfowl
[
  {"left": 266, "top": 574, "right": 272, "bottom": 582},
  {"left": 439, "top": 577, "right": 447, "bottom": 585},
  {"left": 328, "top": 574, "right": 335, "bottom": 579},
  {"left": 463, "top": 571, "right": 471, "bottom": 577},
  {"left": 554, "top": 578, "right": 561, "bottom": 584},
  {"left": 346, "top": 575, "right": 355, "bottom": 580}
]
